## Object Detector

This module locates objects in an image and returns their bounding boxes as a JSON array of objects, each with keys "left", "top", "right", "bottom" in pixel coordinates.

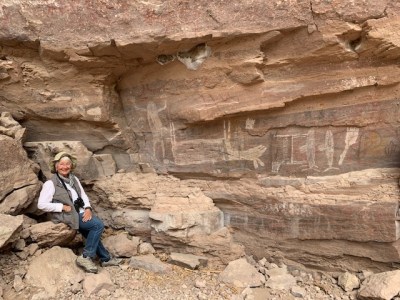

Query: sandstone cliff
[{"left": 1, "top": 0, "right": 400, "bottom": 271}]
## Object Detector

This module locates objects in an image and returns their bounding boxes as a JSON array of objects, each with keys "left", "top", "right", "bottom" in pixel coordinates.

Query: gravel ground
[{"left": 0, "top": 251, "right": 354, "bottom": 300}]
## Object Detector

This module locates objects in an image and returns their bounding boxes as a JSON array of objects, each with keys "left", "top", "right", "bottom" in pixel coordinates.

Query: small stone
[
  {"left": 308, "top": 24, "right": 317, "bottom": 34},
  {"left": 291, "top": 286, "right": 307, "bottom": 298},
  {"left": 13, "top": 275, "right": 24, "bottom": 292},
  {"left": 27, "top": 243, "right": 39, "bottom": 256},
  {"left": 268, "top": 263, "right": 279, "bottom": 270},
  {"left": 195, "top": 280, "right": 206, "bottom": 289},
  {"left": 97, "top": 289, "right": 111, "bottom": 297},
  {"left": 337, "top": 272, "right": 359, "bottom": 292},
  {"left": 13, "top": 239, "right": 25, "bottom": 251},
  {"left": 71, "top": 282, "right": 81, "bottom": 294},
  {"left": 258, "top": 257, "right": 267, "bottom": 267},
  {"left": 15, "top": 251, "right": 28, "bottom": 260}
]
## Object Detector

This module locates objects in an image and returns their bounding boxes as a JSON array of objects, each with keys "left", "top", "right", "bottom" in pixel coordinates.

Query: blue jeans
[{"left": 78, "top": 213, "right": 110, "bottom": 262}]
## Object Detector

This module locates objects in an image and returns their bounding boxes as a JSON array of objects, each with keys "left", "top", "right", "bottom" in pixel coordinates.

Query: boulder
[
  {"left": 265, "top": 266, "right": 297, "bottom": 291},
  {"left": 24, "top": 141, "right": 115, "bottom": 181},
  {"left": 0, "top": 128, "right": 40, "bottom": 216},
  {"left": 138, "top": 242, "right": 155, "bottom": 255},
  {"left": 0, "top": 214, "right": 23, "bottom": 250},
  {"left": 29, "top": 221, "right": 76, "bottom": 247},
  {"left": 25, "top": 246, "right": 85, "bottom": 297},
  {"left": 129, "top": 254, "right": 172, "bottom": 274},
  {"left": 110, "top": 209, "right": 151, "bottom": 237},
  {"left": 218, "top": 258, "right": 265, "bottom": 288},
  {"left": 102, "top": 232, "right": 140, "bottom": 258},
  {"left": 358, "top": 270, "right": 400, "bottom": 300},
  {"left": 337, "top": 272, "right": 360, "bottom": 292},
  {"left": 83, "top": 270, "right": 115, "bottom": 297},
  {"left": 169, "top": 252, "right": 208, "bottom": 270}
]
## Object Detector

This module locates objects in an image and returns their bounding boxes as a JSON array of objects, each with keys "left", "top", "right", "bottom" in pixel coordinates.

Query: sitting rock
[{"left": 29, "top": 221, "right": 76, "bottom": 247}]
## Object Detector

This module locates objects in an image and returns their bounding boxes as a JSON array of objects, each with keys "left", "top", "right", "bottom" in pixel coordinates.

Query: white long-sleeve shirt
[{"left": 38, "top": 176, "right": 91, "bottom": 213}]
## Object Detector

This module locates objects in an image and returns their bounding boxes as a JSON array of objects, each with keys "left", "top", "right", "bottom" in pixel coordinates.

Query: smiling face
[{"left": 55, "top": 157, "right": 72, "bottom": 177}]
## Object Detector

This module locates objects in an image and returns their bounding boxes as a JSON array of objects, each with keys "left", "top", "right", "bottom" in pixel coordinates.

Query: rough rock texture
[
  {"left": 0, "top": 214, "right": 23, "bottom": 250},
  {"left": 29, "top": 221, "right": 76, "bottom": 248},
  {"left": 1, "top": 0, "right": 400, "bottom": 272},
  {"left": 0, "top": 113, "right": 41, "bottom": 216},
  {"left": 358, "top": 270, "right": 400, "bottom": 300},
  {"left": 218, "top": 258, "right": 265, "bottom": 288},
  {"left": 25, "top": 246, "right": 85, "bottom": 297}
]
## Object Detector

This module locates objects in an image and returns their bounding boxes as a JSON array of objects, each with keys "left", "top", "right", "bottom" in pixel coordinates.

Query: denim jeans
[{"left": 78, "top": 213, "right": 110, "bottom": 262}]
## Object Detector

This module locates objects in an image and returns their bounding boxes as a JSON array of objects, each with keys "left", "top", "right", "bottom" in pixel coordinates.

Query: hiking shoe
[
  {"left": 76, "top": 255, "right": 98, "bottom": 273},
  {"left": 101, "top": 257, "right": 122, "bottom": 267}
]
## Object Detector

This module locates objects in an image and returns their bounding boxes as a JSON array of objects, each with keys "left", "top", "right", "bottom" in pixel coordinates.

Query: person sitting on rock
[{"left": 37, "top": 151, "right": 120, "bottom": 273}]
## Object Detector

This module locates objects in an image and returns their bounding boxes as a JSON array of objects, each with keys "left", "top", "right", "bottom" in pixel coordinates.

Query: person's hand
[
  {"left": 82, "top": 208, "right": 92, "bottom": 222},
  {"left": 63, "top": 205, "right": 72, "bottom": 212}
]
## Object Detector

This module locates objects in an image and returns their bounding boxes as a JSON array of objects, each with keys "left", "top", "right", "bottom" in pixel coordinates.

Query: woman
[{"left": 38, "top": 151, "right": 120, "bottom": 273}]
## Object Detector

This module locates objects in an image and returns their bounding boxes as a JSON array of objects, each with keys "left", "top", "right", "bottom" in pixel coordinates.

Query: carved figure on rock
[
  {"left": 38, "top": 152, "right": 121, "bottom": 273},
  {"left": 146, "top": 101, "right": 169, "bottom": 159},
  {"left": 323, "top": 130, "right": 339, "bottom": 172},
  {"left": 338, "top": 127, "right": 359, "bottom": 165},
  {"left": 223, "top": 121, "right": 267, "bottom": 169}
]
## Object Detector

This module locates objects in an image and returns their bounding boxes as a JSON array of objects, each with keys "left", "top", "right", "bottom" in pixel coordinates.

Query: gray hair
[{"left": 55, "top": 156, "right": 72, "bottom": 169}]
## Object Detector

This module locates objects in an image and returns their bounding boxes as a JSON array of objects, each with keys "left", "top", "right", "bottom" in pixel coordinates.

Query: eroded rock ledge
[{"left": 1, "top": 0, "right": 400, "bottom": 272}]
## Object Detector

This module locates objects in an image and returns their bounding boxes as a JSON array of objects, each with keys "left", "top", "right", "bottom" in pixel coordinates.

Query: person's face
[{"left": 56, "top": 158, "right": 72, "bottom": 177}]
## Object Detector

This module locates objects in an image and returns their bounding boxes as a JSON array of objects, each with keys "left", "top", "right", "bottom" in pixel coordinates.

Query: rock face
[
  {"left": 25, "top": 246, "right": 85, "bottom": 297},
  {"left": 1, "top": 1, "right": 400, "bottom": 271},
  {"left": 0, "top": 214, "right": 23, "bottom": 250}
]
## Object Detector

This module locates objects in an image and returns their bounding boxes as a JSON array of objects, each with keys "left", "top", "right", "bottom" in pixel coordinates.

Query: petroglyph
[
  {"left": 223, "top": 121, "right": 267, "bottom": 169},
  {"left": 301, "top": 129, "right": 319, "bottom": 171},
  {"left": 170, "top": 122, "right": 225, "bottom": 165},
  {"left": 245, "top": 118, "right": 255, "bottom": 130},
  {"left": 338, "top": 127, "right": 359, "bottom": 165},
  {"left": 170, "top": 120, "right": 266, "bottom": 168},
  {"left": 323, "top": 130, "right": 339, "bottom": 172},
  {"left": 135, "top": 101, "right": 170, "bottom": 158},
  {"left": 272, "top": 133, "right": 308, "bottom": 172},
  {"left": 141, "top": 101, "right": 169, "bottom": 159}
]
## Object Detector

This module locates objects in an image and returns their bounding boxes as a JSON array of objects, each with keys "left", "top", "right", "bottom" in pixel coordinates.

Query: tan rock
[
  {"left": 358, "top": 270, "right": 400, "bottom": 300},
  {"left": 83, "top": 270, "right": 114, "bottom": 297},
  {"left": 24, "top": 141, "right": 101, "bottom": 181},
  {"left": 25, "top": 246, "right": 85, "bottom": 297},
  {"left": 102, "top": 232, "right": 139, "bottom": 258},
  {"left": 169, "top": 252, "right": 208, "bottom": 270},
  {"left": 0, "top": 214, "right": 23, "bottom": 250},
  {"left": 0, "top": 112, "right": 25, "bottom": 141},
  {"left": 129, "top": 254, "right": 172, "bottom": 274},
  {"left": 218, "top": 258, "right": 265, "bottom": 288},
  {"left": 29, "top": 221, "right": 76, "bottom": 248},
  {"left": 0, "top": 184, "right": 41, "bottom": 215},
  {"left": 1, "top": 0, "right": 400, "bottom": 274},
  {"left": 265, "top": 266, "right": 297, "bottom": 291},
  {"left": 0, "top": 134, "right": 39, "bottom": 215},
  {"left": 337, "top": 272, "right": 360, "bottom": 292},
  {"left": 110, "top": 209, "right": 151, "bottom": 237},
  {"left": 138, "top": 242, "right": 155, "bottom": 255}
]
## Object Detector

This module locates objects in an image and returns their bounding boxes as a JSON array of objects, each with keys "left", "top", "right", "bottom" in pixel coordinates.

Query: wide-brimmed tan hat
[{"left": 49, "top": 151, "right": 77, "bottom": 173}]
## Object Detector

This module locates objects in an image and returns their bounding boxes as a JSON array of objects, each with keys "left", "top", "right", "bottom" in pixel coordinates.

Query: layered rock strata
[{"left": 1, "top": 1, "right": 400, "bottom": 271}]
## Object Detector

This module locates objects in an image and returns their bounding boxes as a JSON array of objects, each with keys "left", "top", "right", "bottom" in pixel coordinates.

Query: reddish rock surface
[{"left": 1, "top": 0, "right": 400, "bottom": 271}]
